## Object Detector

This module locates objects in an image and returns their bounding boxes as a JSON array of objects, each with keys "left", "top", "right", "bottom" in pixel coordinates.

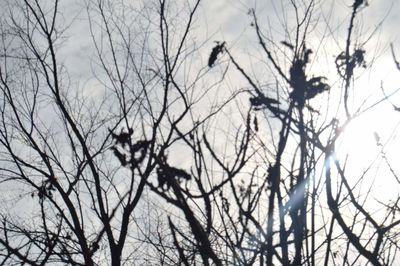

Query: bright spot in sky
[
  {"left": 336, "top": 105, "right": 400, "bottom": 203},
  {"left": 338, "top": 114, "right": 380, "bottom": 167}
]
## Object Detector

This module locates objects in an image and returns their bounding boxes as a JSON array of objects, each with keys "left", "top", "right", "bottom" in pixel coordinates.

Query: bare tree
[
  {"left": 1, "top": 0, "right": 400, "bottom": 265},
  {"left": 194, "top": 0, "right": 400, "bottom": 265},
  {"left": 149, "top": 0, "right": 400, "bottom": 265},
  {"left": 0, "top": 0, "right": 234, "bottom": 265}
]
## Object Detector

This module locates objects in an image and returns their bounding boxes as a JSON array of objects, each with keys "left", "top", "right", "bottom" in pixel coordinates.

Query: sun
[
  {"left": 335, "top": 105, "right": 400, "bottom": 202},
  {"left": 337, "top": 114, "right": 379, "bottom": 168}
]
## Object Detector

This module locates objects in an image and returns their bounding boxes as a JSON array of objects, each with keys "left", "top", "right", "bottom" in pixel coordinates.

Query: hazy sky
[
  {"left": 1, "top": 0, "right": 399, "bottom": 125},
  {"left": 1, "top": 0, "right": 396, "bottom": 86},
  {"left": 1, "top": 0, "right": 400, "bottom": 238}
]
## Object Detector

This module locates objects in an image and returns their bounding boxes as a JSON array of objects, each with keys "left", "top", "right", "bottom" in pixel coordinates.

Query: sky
[
  {"left": 1, "top": 0, "right": 399, "bottom": 77},
  {"left": 0, "top": 0, "right": 398, "bottom": 165},
  {"left": 1, "top": 2, "right": 400, "bottom": 264},
  {"left": 1, "top": 0, "right": 394, "bottom": 93},
  {"left": 1, "top": 0, "right": 400, "bottom": 218}
]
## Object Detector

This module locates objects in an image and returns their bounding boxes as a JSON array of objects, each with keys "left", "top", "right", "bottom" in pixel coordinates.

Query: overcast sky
[
  {"left": 1, "top": 0, "right": 400, "bottom": 219},
  {"left": 1, "top": 0, "right": 400, "bottom": 121},
  {"left": 1, "top": 0, "right": 396, "bottom": 84}
]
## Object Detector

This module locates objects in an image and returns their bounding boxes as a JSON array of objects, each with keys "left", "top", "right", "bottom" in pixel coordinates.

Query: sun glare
[
  {"left": 336, "top": 106, "right": 400, "bottom": 201},
  {"left": 338, "top": 115, "right": 379, "bottom": 167}
]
